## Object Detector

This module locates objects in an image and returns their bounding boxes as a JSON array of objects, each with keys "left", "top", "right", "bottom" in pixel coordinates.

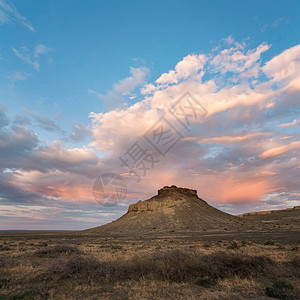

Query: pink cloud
[
  {"left": 197, "top": 132, "right": 270, "bottom": 144},
  {"left": 260, "top": 141, "right": 300, "bottom": 159}
]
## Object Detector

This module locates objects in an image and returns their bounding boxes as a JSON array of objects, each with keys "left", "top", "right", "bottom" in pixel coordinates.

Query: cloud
[
  {"left": 279, "top": 118, "right": 300, "bottom": 128},
  {"left": 69, "top": 123, "right": 92, "bottom": 142},
  {"left": 25, "top": 109, "right": 64, "bottom": 133},
  {"left": 13, "top": 114, "right": 31, "bottom": 126},
  {"left": 10, "top": 71, "right": 31, "bottom": 83},
  {"left": 29, "top": 141, "right": 99, "bottom": 174},
  {"left": 197, "top": 132, "right": 270, "bottom": 144},
  {"left": 262, "top": 44, "right": 300, "bottom": 82},
  {"left": 12, "top": 44, "right": 53, "bottom": 71},
  {"left": 0, "top": 202, "right": 126, "bottom": 230},
  {"left": 261, "top": 17, "right": 288, "bottom": 33},
  {"left": 89, "top": 39, "right": 300, "bottom": 213},
  {"left": 260, "top": 141, "right": 300, "bottom": 159},
  {"left": 211, "top": 41, "right": 270, "bottom": 76},
  {"left": 89, "top": 66, "right": 149, "bottom": 109},
  {"left": 0, "top": 123, "right": 102, "bottom": 205},
  {"left": 0, "top": 125, "right": 38, "bottom": 163},
  {"left": 156, "top": 54, "right": 206, "bottom": 84},
  {"left": 0, "top": 0, "right": 34, "bottom": 31},
  {"left": 34, "top": 44, "right": 52, "bottom": 57},
  {"left": 1, "top": 38, "right": 300, "bottom": 227},
  {"left": 0, "top": 104, "right": 9, "bottom": 128}
]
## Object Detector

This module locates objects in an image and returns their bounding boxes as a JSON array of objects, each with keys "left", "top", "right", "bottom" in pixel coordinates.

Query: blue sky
[{"left": 0, "top": 0, "right": 300, "bottom": 230}]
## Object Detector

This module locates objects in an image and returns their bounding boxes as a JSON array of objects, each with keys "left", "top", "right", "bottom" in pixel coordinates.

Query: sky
[{"left": 0, "top": 0, "right": 300, "bottom": 230}]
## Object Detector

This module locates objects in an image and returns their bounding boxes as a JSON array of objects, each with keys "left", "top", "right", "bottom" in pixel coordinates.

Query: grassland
[{"left": 0, "top": 230, "right": 299, "bottom": 299}]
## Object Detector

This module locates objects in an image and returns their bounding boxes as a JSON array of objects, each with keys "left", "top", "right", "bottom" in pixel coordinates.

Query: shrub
[
  {"left": 283, "top": 257, "right": 300, "bottom": 278},
  {"left": 197, "top": 251, "right": 274, "bottom": 279},
  {"left": 227, "top": 241, "right": 239, "bottom": 250},
  {"left": 10, "top": 288, "right": 37, "bottom": 300},
  {"left": 196, "top": 276, "right": 215, "bottom": 287},
  {"left": 42, "top": 254, "right": 119, "bottom": 283},
  {"left": 0, "top": 278, "right": 10, "bottom": 288},
  {"left": 123, "top": 250, "right": 275, "bottom": 282},
  {"left": 265, "top": 241, "right": 275, "bottom": 246},
  {"left": 111, "top": 245, "right": 123, "bottom": 250},
  {"left": 265, "top": 279, "right": 294, "bottom": 299},
  {"left": 0, "top": 245, "right": 11, "bottom": 251},
  {"left": 35, "top": 245, "right": 83, "bottom": 257},
  {"left": 40, "top": 249, "right": 279, "bottom": 284}
]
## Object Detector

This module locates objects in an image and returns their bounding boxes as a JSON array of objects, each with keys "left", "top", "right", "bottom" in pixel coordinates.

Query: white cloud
[
  {"left": 211, "top": 42, "right": 270, "bottom": 76},
  {"left": 89, "top": 66, "right": 149, "bottom": 109},
  {"left": 114, "top": 66, "right": 149, "bottom": 95},
  {"left": 12, "top": 44, "right": 53, "bottom": 71},
  {"left": 263, "top": 44, "right": 300, "bottom": 82},
  {"left": 34, "top": 44, "right": 52, "bottom": 57},
  {"left": 156, "top": 54, "right": 206, "bottom": 85},
  {"left": 10, "top": 71, "right": 31, "bottom": 83},
  {"left": 0, "top": 0, "right": 34, "bottom": 31}
]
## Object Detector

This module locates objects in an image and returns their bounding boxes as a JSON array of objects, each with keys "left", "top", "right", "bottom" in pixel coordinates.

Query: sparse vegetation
[
  {"left": 34, "top": 244, "right": 83, "bottom": 257},
  {"left": 35, "top": 248, "right": 293, "bottom": 285},
  {"left": 0, "top": 231, "right": 299, "bottom": 299}
]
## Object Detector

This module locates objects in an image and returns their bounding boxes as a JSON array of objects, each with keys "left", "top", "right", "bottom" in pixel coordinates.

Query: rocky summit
[{"left": 88, "top": 185, "right": 247, "bottom": 235}]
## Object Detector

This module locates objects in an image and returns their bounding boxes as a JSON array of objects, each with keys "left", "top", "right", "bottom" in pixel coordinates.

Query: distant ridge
[
  {"left": 238, "top": 205, "right": 300, "bottom": 230},
  {"left": 238, "top": 205, "right": 300, "bottom": 216}
]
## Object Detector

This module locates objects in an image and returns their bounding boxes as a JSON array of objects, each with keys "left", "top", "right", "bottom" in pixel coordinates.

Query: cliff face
[
  {"left": 157, "top": 185, "right": 198, "bottom": 197},
  {"left": 128, "top": 185, "right": 200, "bottom": 213},
  {"left": 87, "top": 185, "right": 248, "bottom": 235}
]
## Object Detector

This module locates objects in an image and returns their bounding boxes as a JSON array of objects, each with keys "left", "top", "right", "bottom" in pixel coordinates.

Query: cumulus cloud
[
  {"left": 0, "top": 125, "right": 38, "bottom": 164},
  {"left": 89, "top": 66, "right": 149, "bottom": 109},
  {"left": 211, "top": 41, "right": 270, "bottom": 76},
  {"left": 263, "top": 44, "right": 300, "bottom": 82},
  {"left": 156, "top": 54, "right": 206, "bottom": 85}
]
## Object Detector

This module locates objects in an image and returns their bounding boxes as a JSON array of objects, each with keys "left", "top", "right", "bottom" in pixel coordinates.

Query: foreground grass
[{"left": 0, "top": 234, "right": 299, "bottom": 299}]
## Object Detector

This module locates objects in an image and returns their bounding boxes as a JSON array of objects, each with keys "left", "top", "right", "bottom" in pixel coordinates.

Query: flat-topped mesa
[
  {"left": 87, "top": 185, "right": 245, "bottom": 234},
  {"left": 157, "top": 185, "right": 198, "bottom": 197},
  {"left": 127, "top": 185, "right": 199, "bottom": 213}
]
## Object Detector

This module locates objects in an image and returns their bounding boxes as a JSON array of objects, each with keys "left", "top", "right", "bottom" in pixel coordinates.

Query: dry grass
[{"left": 0, "top": 233, "right": 299, "bottom": 299}]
